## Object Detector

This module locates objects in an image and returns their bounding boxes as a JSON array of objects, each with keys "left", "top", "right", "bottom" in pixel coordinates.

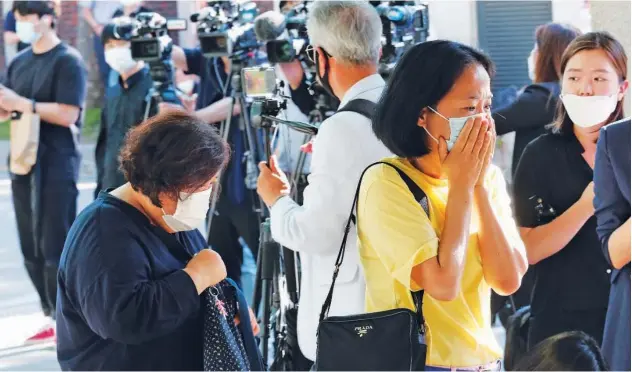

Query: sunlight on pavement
[{"left": 0, "top": 313, "right": 50, "bottom": 350}]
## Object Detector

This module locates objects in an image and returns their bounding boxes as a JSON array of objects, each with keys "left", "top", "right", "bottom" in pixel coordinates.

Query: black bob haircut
[
  {"left": 12, "top": 1, "right": 57, "bottom": 27},
  {"left": 119, "top": 112, "right": 230, "bottom": 208},
  {"left": 372, "top": 40, "right": 495, "bottom": 158},
  {"left": 511, "top": 331, "right": 608, "bottom": 371}
]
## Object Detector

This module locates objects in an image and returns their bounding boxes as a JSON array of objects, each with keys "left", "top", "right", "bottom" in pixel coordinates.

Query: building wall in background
[
  {"left": 428, "top": 0, "right": 591, "bottom": 49},
  {"left": 58, "top": 0, "right": 79, "bottom": 47},
  {"left": 552, "top": 0, "right": 591, "bottom": 33},
  {"left": 590, "top": 0, "right": 631, "bottom": 116},
  {"left": 427, "top": 0, "right": 479, "bottom": 47}
]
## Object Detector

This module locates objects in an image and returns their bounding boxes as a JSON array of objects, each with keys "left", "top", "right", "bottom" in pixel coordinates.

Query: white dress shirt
[{"left": 270, "top": 74, "right": 392, "bottom": 361}]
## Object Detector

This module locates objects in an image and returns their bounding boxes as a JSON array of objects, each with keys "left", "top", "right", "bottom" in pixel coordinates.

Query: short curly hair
[{"left": 119, "top": 111, "right": 230, "bottom": 208}]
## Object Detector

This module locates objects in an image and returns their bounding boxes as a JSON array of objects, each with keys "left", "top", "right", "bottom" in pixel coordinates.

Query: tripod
[
  {"left": 250, "top": 109, "right": 314, "bottom": 369},
  {"left": 258, "top": 112, "right": 321, "bottom": 370},
  {"left": 142, "top": 83, "right": 182, "bottom": 121},
  {"left": 250, "top": 111, "right": 291, "bottom": 368},
  {"left": 206, "top": 57, "right": 265, "bottom": 236},
  {"left": 202, "top": 57, "right": 287, "bottom": 368}
]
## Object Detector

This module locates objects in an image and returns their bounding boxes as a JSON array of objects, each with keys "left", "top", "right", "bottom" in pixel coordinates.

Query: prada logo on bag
[{"left": 354, "top": 325, "right": 373, "bottom": 337}]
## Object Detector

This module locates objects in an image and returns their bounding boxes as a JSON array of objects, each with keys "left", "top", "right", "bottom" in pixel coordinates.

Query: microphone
[{"left": 254, "top": 11, "right": 287, "bottom": 42}]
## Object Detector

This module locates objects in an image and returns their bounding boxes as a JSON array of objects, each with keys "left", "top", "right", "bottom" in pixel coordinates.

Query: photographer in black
[
  {"left": 94, "top": 17, "right": 157, "bottom": 196},
  {"left": 168, "top": 24, "right": 261, "bottom": 289}
]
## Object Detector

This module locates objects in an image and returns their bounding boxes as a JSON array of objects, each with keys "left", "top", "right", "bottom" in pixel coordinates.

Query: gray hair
[{"left": 306, "top": 1, "right": 383, "bottom": 65}]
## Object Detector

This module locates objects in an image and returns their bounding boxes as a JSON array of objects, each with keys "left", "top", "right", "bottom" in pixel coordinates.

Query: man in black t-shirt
[{"left": 0, "top": 0, "right": 87, "bottom": 343}]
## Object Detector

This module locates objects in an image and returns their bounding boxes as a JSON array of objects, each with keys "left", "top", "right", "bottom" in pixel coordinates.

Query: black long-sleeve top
[{"left": 492, "top": 82, "right": 560, "bottom": 175}]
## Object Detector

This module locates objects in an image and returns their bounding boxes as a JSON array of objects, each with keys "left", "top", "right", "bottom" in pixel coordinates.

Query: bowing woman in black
[{"left": 513, "top": 31, "right": 629, "bottom": 348}]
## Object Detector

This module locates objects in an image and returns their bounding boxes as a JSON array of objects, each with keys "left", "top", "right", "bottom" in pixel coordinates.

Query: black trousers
[
  {"left": 207, "top": 191, "right": 260, "bottom": 288},
  {"left": 528, "top": 307, "right": 607, "bottom": 349},
  {"left": 11, "top": 171, "right": 77, "bottom": 318}
]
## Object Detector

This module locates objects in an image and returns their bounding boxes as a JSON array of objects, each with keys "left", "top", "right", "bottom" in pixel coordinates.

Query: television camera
[
  {"left": 191, "top": 1, "right": 260, "bottom": 61},
  {"left": 113, "top": 12, "right": 187, "bottom": 104},
  {"left": 371, "top": 1, "right": 430, "bottom": 77},
  {"left": 253, "top": 3, "right": 338, "bottom": 124}
]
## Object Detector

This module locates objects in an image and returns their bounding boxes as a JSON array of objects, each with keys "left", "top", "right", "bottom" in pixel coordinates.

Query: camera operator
[
  {"left": 0, "top": 0, "right": 87, "bottom": 343},
  {"left": 94, "top": 17, "right": 157, "bottom": 197},
  {"left": 256, "top": 1, "right": 391, "bottom": 362},
  {"left": 253, "top": 7, "right": 314, "bottom": 198},
  {"left": 169, "top": 40, "right": 260, "bottom": 290}
]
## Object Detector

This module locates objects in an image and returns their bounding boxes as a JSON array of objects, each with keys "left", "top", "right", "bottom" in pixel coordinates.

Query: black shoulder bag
[{"left": 314, "top": 161, "right": 429, "bottom": 371}]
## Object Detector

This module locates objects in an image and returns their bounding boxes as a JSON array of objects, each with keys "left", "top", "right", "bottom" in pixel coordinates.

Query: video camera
[
  {"left": 191, "top": 1, "right": 260, "bottom": 60},
  {"left": 372, "top": 1, "right": 429, "bottom": 78},
  {"left": 242, "top": 66, "right": 318, "bottom": 135},
  {"left": 114, "top": 12, "right": 187, "bottom": 103},
  {"left": 254, "top": 2, "right": 309, "bottom": 64},
  {"left": 253, "top": 3, "right": 337, "bottom": 123}
]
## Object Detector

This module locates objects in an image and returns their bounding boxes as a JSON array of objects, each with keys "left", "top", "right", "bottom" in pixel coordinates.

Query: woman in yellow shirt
[{"left": 357, "top": 40, "right": 528, "bottom": 370}]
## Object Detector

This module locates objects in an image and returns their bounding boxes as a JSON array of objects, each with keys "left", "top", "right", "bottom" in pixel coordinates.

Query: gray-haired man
[{"left": 256, "top": 1, "right": 392, "bottom": 363}]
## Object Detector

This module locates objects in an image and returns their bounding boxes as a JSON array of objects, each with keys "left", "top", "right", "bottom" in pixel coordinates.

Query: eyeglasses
[
  {"left": 305, "top": 45, "right": 332, "bottom": 63},
  {"left": 305, "top": 45, "right": 317, "bottom": 63}
]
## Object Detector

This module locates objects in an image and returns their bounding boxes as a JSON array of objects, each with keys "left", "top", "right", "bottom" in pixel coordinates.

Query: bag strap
[
  {"left": 335, "top": 98, "right": 377, "bottom": 225},
  {"left": 336, "top": 98, "right": 377, "bottom": 119},
  {"left": 224, "top": 278, "right": 265, "bottom": 371},
  {"left": 319, "top": 161, "right": 429, "bottom": 331}
]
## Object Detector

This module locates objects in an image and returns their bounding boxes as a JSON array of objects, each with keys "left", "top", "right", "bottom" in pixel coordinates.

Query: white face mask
[
  {"left": 177, "top": 80, "right": 195, "bottom": 95},
  {"left": 560, "top": 94, "right": 618, "bottom": 128},
  {"left": 16, "top": 21, "right": 41, "bottom": 44},
  {"left": 162, "top": 188, "right": 213, "bottom": 232},
  {"left": 104, "top": 47, "right": 137, "bottom": 74},
  {"left": 527, "top": 53, "right": 536, "bottom": 82},
  {"left": 426, "top": 107, "right": 487, "bottom": 151}
]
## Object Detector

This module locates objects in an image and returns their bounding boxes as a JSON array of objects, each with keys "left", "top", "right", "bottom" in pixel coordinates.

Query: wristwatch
[{"left": 31, "top": 99, "right": 37, "bottom": 114}]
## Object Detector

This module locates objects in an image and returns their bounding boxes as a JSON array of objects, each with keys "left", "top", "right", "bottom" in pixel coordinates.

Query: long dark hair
[
  {"left": 551, "top": 31, "right": 628, "bottom": 134},
  {"left": 534, "top": 23, "right": 582, "bottom": 83}
]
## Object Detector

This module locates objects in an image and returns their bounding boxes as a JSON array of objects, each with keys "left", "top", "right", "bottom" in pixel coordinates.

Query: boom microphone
[{"left": 254, "top": 11, "right": 286, "bottom": 42}]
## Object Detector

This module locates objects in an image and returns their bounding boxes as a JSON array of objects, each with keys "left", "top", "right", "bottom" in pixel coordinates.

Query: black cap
[
  {"left": 12, "top": 1, "right": 57, "bottom": 17},
  {"left": 101, "top": 17, "right": 134, "bottom": 46}
]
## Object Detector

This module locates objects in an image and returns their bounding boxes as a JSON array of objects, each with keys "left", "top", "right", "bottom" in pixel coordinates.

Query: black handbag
[{"left": 314, "top": 161, "right": 430, "bottom": 371}]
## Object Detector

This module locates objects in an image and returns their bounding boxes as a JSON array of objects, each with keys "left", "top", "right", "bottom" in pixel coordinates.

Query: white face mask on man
[
  {"left": 104, "top": 47, "right": 138, "bottom": 74},
  {"left": 162, "top": 187, "right": 213, "bottom": 232},
  {"left": 424, "top": 107, "right": 487, "bottom": 151},
  {"left": 560, "top": 94, "right": 618, "bottom": 128},
  {"left": 16, "top": 21, "right": 41, "bottom": 44}
]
